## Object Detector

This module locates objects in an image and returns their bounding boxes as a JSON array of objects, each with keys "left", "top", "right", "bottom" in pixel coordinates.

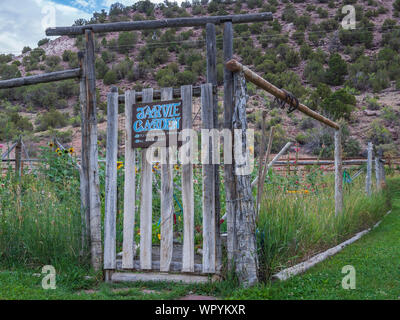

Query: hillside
[{"left": 0, "top": 0, "right": 399, "bottom": 159}]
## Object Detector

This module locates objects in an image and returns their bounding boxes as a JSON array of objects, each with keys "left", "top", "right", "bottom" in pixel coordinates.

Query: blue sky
[{"left": 0, "top": 0, "right": 182, "bottom": 55}]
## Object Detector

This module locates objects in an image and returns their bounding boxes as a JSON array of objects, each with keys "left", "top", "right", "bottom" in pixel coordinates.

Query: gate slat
[
  {"left": 140, "top": 88, "right": 154, "bottom": 270},
  {"left": 104, "top": 87, "right": 119, "bottom": 271},
  {"left": 201, "top": 83, "right": 216, "bottom": 274},
  {"left": 160, "top": 87, "right": 174, "bottom": 272},
  {"left": 181, "top": 85, "right": 195, "bottom": 273},
  {"left": 122, "top": 90, "right": 136, "bottom": 269}
]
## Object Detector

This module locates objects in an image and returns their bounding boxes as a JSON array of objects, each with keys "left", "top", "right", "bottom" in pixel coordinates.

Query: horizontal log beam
[
  {"left": 0, "top": 68, "right": 81, "bottom": 90},
  {"left": 273, "top": 160, "right": 371, "bottom": 166},
  {"left": 117, "top": 85, "right": 215, "bottom": 103},
  {"left": 225, "top": 59, "right": 340, "bottom": 130},
  {"left": 46, "top": 12, "right": 273, "bottom": 36}
]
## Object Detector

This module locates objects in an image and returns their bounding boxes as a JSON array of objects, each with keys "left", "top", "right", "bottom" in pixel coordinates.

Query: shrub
[
  {"left": 367, "top": 120, "right": 393, "bottom": 146},
  {"left": 0, "top": 64, "right": 21, "bottom": 80},
  {"left": 45, "top": 55, "right": 61, "bottom": 69},
  {"left": 282, "top": 4, "right": 296, "bottom": 22},
  {"left": 339, "top": 20, "right": 374, "bottom": 48},
  {"left": 114, "top": 58, "right": 133, "bottom": 80},
  {"left": 369, "top": 70, "right": 390, "bottom": 93},
  {"left": 117, "top": 32, "right": 138, "bottom": 54},
  {"left": 304, "top": 60, "right": 325, "bottom": 87},
  {"left": 38, "top": 38, "right": 50, "bottom": 47},
  {"left": 325, "top": 53, "right": 348, "bottom": 86},
  {"left": 322, "top": 89, "right": 356, "bottom": 120},
  {"left": 103, "top": 70, "right": 118, "bottom": 85},
  {"left": 394, "top": 0, "right": 400, "bottom": 11},
  {"left": 95, "top": 58, "right": 109, "bottom": 79},
  {"left": 36, "top": 110, "right": 68, "bottom": 132},
  {"left": 152, "top": 48, "right": 169, "bottom": 65},
  {"left": 365, "top": 97, "right": 380, "bottom": 110},
  {"left": 22, "top": 46, "right": 31, "bottom": 54},
  {"left": 56, "top": 80, "right": 78, "bottom": 100},
  {"left": 0, "top": 106, "right": 33, "bottom": 140},
  {"left": 300, "top": 44, "right": 312, "bottom": 60}
]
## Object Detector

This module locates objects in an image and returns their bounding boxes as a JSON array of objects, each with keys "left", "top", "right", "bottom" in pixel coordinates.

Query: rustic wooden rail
[
  {"left": 0, "top": 68, "right": 81, "bottom": 89},
  {"left": 225, "top": 59, "right": 340, "bottom": 130},
  {"left": 46, "top": 12, "right": 273, "bottom": 36},
  {"left": 117, "top": 85, "right": 216, "bottom": 103}
]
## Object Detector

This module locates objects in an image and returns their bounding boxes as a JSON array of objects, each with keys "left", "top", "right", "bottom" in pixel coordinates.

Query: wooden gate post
[
  {"left": 104, "top": 87, "right": 119, "bottom": 280},
  {"left": 232, "top": 73, "right": 258, "bottom": 286},
  {"left": 78, "top": 51, "right": 90, "bottom": 253},
  {"left": 85, "top": 29, "right": 102, "bottom": 271},
  {"left": 334, "top": 129, "right": 343, "bottom": 216},
  {"left": 223, "top": 20, "right": 236, "bottom": 270},
  {"left": 366, "top": 142, "right": 373, "bottom": 196},
  {"left": 15, "top": 137, "right": 22, "bottom": 177},
  {"left": 206, "top": 22, "right": 221, "bottom": 271}
]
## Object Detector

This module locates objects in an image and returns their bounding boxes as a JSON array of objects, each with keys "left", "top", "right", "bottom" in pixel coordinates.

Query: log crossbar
[
  {"left": 0, "top": 68, "right": 81, "bottom": 90},
  {"left": 46, "top": 12, "right": 273, "bottom": 36},
  {"left": 117, "top": 85, "right": 216, "bottom": 103},
  {"left": 225, "top": 59, "right": 340, "bottom": 130}
]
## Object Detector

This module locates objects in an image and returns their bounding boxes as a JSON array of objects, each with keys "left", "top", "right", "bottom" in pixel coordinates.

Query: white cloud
[{"left": 0, "top": 0, "right": 90, "bottom": 55}]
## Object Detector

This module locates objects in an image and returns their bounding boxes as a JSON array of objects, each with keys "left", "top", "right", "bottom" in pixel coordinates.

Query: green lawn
[
  {"left": 1, "top": 177, "right": 399, "bottom": 300},
  {"left": 231, "top": 177, "right": 400, "bottom": 300}
]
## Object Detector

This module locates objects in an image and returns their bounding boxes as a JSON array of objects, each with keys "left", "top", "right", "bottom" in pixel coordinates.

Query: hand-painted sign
[{"left": 132, "top": 99, "right": 183, "bottom": 148}]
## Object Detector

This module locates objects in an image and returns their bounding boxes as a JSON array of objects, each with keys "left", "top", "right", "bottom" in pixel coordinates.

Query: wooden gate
[{"left": 104, "top": 83, "right": 219, "bottom": 282}]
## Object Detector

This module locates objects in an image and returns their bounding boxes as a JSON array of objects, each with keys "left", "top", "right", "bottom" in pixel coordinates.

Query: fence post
[
  {"left": 85, "top": 29, "right": 102, "bottom": 271},
  {"left": 375, "top": 152, "right": 381, "bottom": 192},
  {"left": 334, "top": 129, "right": 343, "bottom": 216},
  {"left": 256, "top": 126, "right": 274, "bottom": 215},
  {"left": 223, "top": 20, "right": 236, "bottom": 271},
  {"left": 78, "top": 51, "right": 90, "bottom": 254},
  {"left": 206, "top": 22, "right": 221, "bottom": 271},
  {"left": 232, "top": 73, "right": 258, "bottom": 286},
  {"left": 15, "top": 137, "right": 22, "bottom": 177},
  {"left": 379, "top": 150, "right": 386, "bottom": 187},
  {"left": 104, "top": 87, "right": 119, "bottom": 281},
  {"left": 366, "top": 142, "right": 373, "bottom": 196}
]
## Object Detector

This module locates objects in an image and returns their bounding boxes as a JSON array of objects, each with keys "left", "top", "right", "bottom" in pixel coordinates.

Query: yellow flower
[
  {"left": 55, "top": 148, "right": 61, "bottom": 153},
  {"left": 174, "top": 164, "right": 180, "bottom": 171},
  {"left": 117, "top": 161, "right": 124, "bottom": 170},
  {"left": 135, "top": 167, "right": 139, "bottom": 174},
  {"left": 69, "top": 148, "right": 75, "bottom": 154},
  {"left": 49, "top": 142, "right": 54, "bottom": 148},
  {"left": 158, "top": 234, "right": 161, "bottom": 241},
  {"left": 249, "top": 146, "right": 254, "bottom": 155},
  {"left": 58, "top": 152, "right": 63, "bottom": 156}
]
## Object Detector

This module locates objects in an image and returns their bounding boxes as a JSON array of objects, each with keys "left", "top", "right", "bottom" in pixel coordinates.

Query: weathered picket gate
[{"left": 104, "top": 84, "right": 219, "bottom": 283}]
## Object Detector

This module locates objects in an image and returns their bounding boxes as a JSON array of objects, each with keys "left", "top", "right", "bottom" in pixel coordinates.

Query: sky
[{"left": 0, "top": 0, "right": 184, "bottom": 55}]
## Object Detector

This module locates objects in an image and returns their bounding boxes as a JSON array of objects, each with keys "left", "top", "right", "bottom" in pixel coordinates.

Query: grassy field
[
  {"left": 0, "top": 177, "right": 398, "bottom": 300},
  {"left": 0, "top": 146, "right": 399, "bottom": 300}
]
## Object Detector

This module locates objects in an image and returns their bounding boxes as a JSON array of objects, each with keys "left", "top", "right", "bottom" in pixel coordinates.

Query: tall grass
[
  {"left": 0, "top": 149, "right": 88, "bottom": 271},
  {"left": 257, "top": 171, "right": 390, "bottom": 281}
]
